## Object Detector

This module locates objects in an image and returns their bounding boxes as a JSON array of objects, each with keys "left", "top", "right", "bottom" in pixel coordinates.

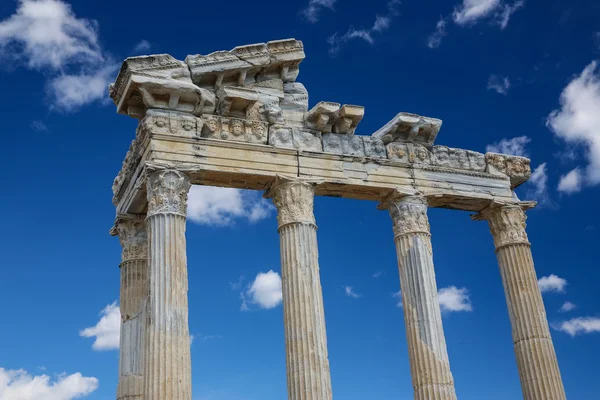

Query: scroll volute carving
[
  {"left": 480, "top": 206, "right": 530, "bottom": 249},
  {"left": 115, "top": 218, "right": 147, "bottom": 262},
  {"left": 267, "top": 178, "right": 316, "bottom": 228},
  {"left": 388, "top": 196, "right": 430, "bottom": 237},
  {"left": 147, "top": 170, "right": 191, "bottom": 217}
]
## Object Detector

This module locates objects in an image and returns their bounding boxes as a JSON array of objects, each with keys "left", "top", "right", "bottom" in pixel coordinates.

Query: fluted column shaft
[
  {"left": 144, "top": 170, "right": 192, "bottom": 400},
  {"left": 479, "top": 205, "right": 565, "bottom": 400},
  {"left": 114, "top": 217, "right": 147, "bottom": 400},
  {"left": 267, "top": 177, "right": 333, "bottom": 400},
  {"left": 386, "top": 195, "right": 457, "bottom": 400}
]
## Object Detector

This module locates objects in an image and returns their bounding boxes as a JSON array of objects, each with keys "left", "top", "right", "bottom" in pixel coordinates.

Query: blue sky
[{"left": 0, "top": 0, "right": 599, "bottom": 399}]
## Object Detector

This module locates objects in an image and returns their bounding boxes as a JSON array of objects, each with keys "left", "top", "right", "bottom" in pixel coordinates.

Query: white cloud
[
  {"left": 537, "top": 274, "right": 567, "bottom": 294},
  {"left": 344, "top": 286, "right": 361, "bottom": 299},
  {"left": 328, "top": 0, "right": 400, "bottom": 55},
  {"left": 372, "top": 271, "right": 383, "bottom": 278},
  {"left": 497, "top": 0, "right": 524, "bottom": 29},
  {"left": 486, "top": 135, "right": 530, "bottom": 156},
  {"left": 30, "top": 120, "right": 48, "bottom": 132},
  {"left": 80, "top": 302, "right": 120, "bottom": 351},
  {"left": 438, "top": 286, "right": 473, "bottom": 313},
  {"left": 301, "top": 0, "right": 336, "bottom": 23},
  {"left": 487, "top": 75, "right": 511, "bottom": 95},
  {"left": 525, "top": 163, "right": 555, "bottom": 208},
  {"left": 241, "top": 270, "right": 282, "bottom": 310},
  {"left": 453, "top": 0, "right": 501, "bottom": 25},
  {"left": 557, "top": 168, "right": 583, "bottom": 194},
  {"left": 0, "top": 0, "right": 117, "bottom": 111},
  {"left": 547, "top": 61, "right": 600, "bottom": 191},
  {"left": 0, "top": 368, "right": 98, "bottom": 400},
  {"left": 427, "top": 18, "right": 448, "bottom": 49},
  {"left": 187, "top": 186, "right": 274, "bottom": 226},
  {"left": 554, "top": 317, "right": 600, "bottom": 337},
  {"left": 559, "top": 301, "right": 576, "bottom": 313},
  {"left": 392, "top": 290, "right": 402, "bottom": 308},
  {"left": 133, "top": 39, "right": 151, "bottom": 53}
]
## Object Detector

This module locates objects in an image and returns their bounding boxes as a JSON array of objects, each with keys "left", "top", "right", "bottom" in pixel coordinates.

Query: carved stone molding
[
  {"left": 114, "top": 217, "right": 148, "bottom": 263},
  {"left": 201, "top": 114, "right": 268, "bottom": 144},
  {"left": 147, "top": 170, "right": 191, "bottom": 217},
  {"left": 486, "top": 153, "right": 532, "bottom": 187},
  {"left": 265, "top": 177, "right": 317, "bottom": 228},
  {"left": 387, "top": 195, "right": 431, "bottom": 237},
  {"left": 478, "top": 205, "right": 530, "bottom": 249}
]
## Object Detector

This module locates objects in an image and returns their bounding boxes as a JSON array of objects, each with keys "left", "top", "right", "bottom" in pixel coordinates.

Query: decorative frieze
[
  {"left": 322, "top": 133, "right": 365, "bottom": 157},
  {"left": 147, "top": 170, "right": 191, "bottom": 217},
  {"left": 373, "top": 112, "right": 442, "bottom": 146},
  {"left": 388, "top": 142, "right": 432, "bottom": 165},
  {"left": 142, "top": 109, "right": 203, "bottom": 138},
  {"left": 201, "top": 115, "right": 268, "bottom": 144},
  {"left": 486, "top": 152, "right": 532, "bottom": 187},
  {"left": 269, "top": 125, "right": 322, "bottom": 152},
  {"left": 362, "top": 136, "right": 387, "bottom": 158}
]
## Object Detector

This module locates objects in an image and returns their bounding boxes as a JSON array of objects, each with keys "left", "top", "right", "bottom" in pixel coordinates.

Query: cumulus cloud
[
  {"left": 241, "top": 270, "right": 282, "bottom": 310},
  {"left": 132, "top": 39, "right": 151, "bottom": 54},
  {"left": 427, "top": 18, "right": 448, "bottom": 49},
  {"left": 0, "top": 368, "right": 98, "bottom": 400},
  {"left": 559, "top": 301, "right": 576, "bottom": 313},
  {"left": 0, "top": 0, "right": 118, "bottom": 111},
  {"left": 328, "top": 0, "right": 400, "bottom": 55},
  {"left": 557, "top": 168, "right": 583, "bottom": 194},
  {"left": 486, "top": 135, "right": 531, "bottom": 157},
  {"left": 547, "top": 61, "right": 600, "bottom": 192},
  {"left": 537, "top": 274, "right": 567, "bottom": 294},
  {"left": 344, "top": 286, "right": 361, "bottom": 299},
  {"left": 554, "top": 317, "right": 600, "bottom": 337},
  {"left": 187, "top": 186, "right": 274, "bottom": 226},
  {"left": 438, "top": 286, "right": 473, "bottom": 313},
  {"left": 301, "top": 0, "right": 336, "bottom": 23},
  {"left": 80, "top": 302, "right": 120, "bottom": 351},
  {"left": 525, "top": 163, "right": 555, "bottom": 208},
  {"left": 487, "top": 75, "right": 511, "bottom": 95}
]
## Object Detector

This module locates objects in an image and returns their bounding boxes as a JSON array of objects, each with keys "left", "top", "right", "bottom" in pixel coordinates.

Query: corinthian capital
[
  {"left": 147, "top": 170, "right": 191, "bottom": 217},
  {"left": 265, "top": 176, "right": 318, "bottom": 228},
  {"left": 113, "top": 217, "right": 147, "bottom": 263},
  {"left": 478, "top": 205, "right": 530, "bottom": 249},
  {"left": 386, "top": 195, "right": 431, "bottom": 237}
]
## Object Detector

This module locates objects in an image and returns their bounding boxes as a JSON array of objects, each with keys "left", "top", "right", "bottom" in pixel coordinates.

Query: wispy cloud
[
  {"left": 372, "top": 271, "right": 383, "bottom": 278},
  {"left": 301, "top": 0, "right": 336, "bottom": 23},
  {"left": 328, "top": 0, "right": 400, "bottom": 55},
  {"left": 187, "top": 186, "right": 274, "bottom": 226},
  {"left": 241, "top": 270, "right": 282, "bottom": 311},
  {"left": 438, "top": 286, "right": 473, "bottom": 313},
  {"left": 0, "top": 368, "right": 98, "bottom": 400},
  {"left": 345, "top": 286, "right": 361, "bottom": 299},
  {"left": 486, "top": 135, "right": 530, "bottom": 156},
  {"left": 133, "top": 39, "right": 151, "bottom": 54},
  {"left": 547, "top": 61, "right": 600, "bottom": 194},
  {"left": 0, "top": 0, "right": 119, "bottom": 111},
  {"left": 537, "top": 274, "right": 567, "bottom": 294},
  {"left": 554, "top": 317, "right": 600, "bottom": 337},
  {"left": 496, "top": 0, "right": 524, "bottom": 29},
  {"left": 80, "top": 302, "right": 120, "bottom": 351},
  {"left": 559, "top": 301, "right": 576, "bottom": 313},
  {"left": 392, "top": 290, "right": 402, "bottom": 307},
  {"left": 487, "top": 75, "right": 511, "bottom": 95},
  {"left": 30, "top": 120, "right": 48, "bottom": 132},
  {"left": 427, "top": 17, "right": 448, "bottom": 49}
]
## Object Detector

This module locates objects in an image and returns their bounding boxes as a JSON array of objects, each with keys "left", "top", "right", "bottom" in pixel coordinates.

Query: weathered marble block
[
  {"left": 333, "top": 105, "right": 364, "bottom": 134},
  {"left": 281, "top": 82, "right": 309, "bottom": 113},
  {"left": 185, "top": 51, "right": 250, "bottom": 89},
  {"left": 373, "top": 112, "right": 442, "bottom": 146},
  {"left": 109, "top": 54, "right": 215, "bottom": 119},
  {"left": 486, "top": 152, "right": 531, "bottom": 187},
  {"left": 387, "top": 142, "right": 432, "bottom": 165},
  {"left": 362, "top": 137, "right": 387, "bottom": 158},
  {"left": 305, "top": 102, "right": 341, "bottom": 133},
  {"left": 262, "top": 39, "right": 305, "bottom": 82},
  {"left": 322, "top": 133, "right": 365, "bottom": 156},
  {"left": 217, "top": 87, "right": 259, "bottom": 119},
  {"left": 201, "top": 115, "right": 268, "bottom": 144},
  {"left": 269, "top": 126, "right": 322, "bottom": 152},
  {"left": 143, "top": 110, "right": 203, "bottom": 138}
]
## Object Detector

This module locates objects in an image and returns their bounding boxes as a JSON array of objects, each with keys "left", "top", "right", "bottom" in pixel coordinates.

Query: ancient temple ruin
[{"left": 109, "top": 39, "right": 566, "bottom": 400}]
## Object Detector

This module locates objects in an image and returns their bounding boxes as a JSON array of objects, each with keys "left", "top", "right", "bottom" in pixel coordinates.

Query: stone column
[
  {"left": 113, "top": 217, "right": 148, "bottom": 400},
  {"left": 144, "top": 170, "right": 192, "bottom": 400},
  {"left": 383, "top": 195, "right": 457, "bottom": 400},
  {"left": 477, "top": 205, "right": 566, "bottom": 400},
  {"left": 266, "top": 177, "right": 333, "bottom": 400}
]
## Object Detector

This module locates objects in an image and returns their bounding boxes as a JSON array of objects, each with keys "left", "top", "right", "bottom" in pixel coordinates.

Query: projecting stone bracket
[{"left": 372, "top": 112, "right": 442, "bottom": 146}]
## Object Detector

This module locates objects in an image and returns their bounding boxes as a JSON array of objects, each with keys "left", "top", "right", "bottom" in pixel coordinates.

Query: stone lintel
[{"left": 372, "top": 112, "right": 442, "bottom": 146}]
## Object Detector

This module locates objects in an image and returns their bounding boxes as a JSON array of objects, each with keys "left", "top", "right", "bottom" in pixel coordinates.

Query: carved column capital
[
  {"left": 112, "top": 217, "right": 147, "bottom": 263},
  {"left": 478, "top": 205, "right": 530, "bottom": 249},
  {"left": 147, "top": 170, "right": 191, "bottom": 217},
  {"left": 386, "top": 195, "right": 431, "bottom": 237},
  {"left": 265, "top": 176, "right": 318, "bottom": 229}
]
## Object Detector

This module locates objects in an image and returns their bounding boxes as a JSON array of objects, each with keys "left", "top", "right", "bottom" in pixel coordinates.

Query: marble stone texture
[{"left": 268, "top": 125, "right": 323, "bottom": 152}]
